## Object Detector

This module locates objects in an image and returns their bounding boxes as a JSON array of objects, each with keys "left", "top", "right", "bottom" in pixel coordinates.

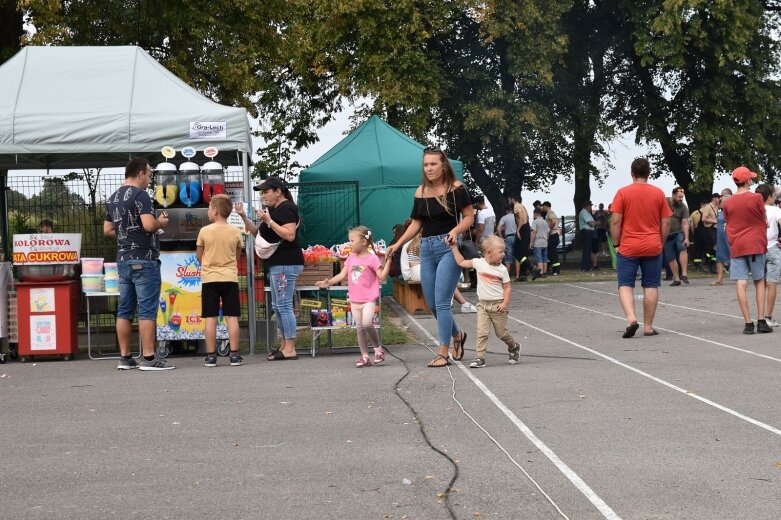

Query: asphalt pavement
[{"left": 1, "top": 277, "right": 780, "bottom": 519}]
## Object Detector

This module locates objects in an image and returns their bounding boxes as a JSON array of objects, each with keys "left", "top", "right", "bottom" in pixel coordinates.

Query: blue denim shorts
[
  {"left": 730, "top": 253, "right": 766, "bottom": 281},
  {"left": 503, "top": 236, "right": 516, "bottom": 264},
  {"left": 663, "top": 232, "right": 686, "bottom": 262},
  {"left": 117, "top": 259, "right": 162, "bottom": 321},
  {"left": 766, "top": 247, "right": 781, "bottom": 283},
  {"left": 616, "top": 252, "right": 662, "bottom": 288},
  {"left": 533, "top": 246, "right": 548, "bottom": 264}
]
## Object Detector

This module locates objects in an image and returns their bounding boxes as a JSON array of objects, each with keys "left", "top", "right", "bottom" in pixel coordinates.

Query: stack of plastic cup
[{"left": 103, "top": 262, "right": 119, "bottom": 293}]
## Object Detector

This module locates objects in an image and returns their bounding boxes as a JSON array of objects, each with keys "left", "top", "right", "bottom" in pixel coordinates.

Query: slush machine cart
[{"left": 153, "top": 156, "right": 228, "bottom": 358}]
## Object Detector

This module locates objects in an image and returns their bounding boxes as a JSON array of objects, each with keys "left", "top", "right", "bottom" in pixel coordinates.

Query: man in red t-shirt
[
  {"left": 610, "top": 158, "right": 672, "bottom": 338},
  {"left": 722, "top": 166, "right": 771, "bottom": 334}
]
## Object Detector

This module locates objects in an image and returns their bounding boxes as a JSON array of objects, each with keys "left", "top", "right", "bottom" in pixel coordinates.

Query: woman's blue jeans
[
  {"left": 268, "top": 264, "right": 303, "bottom": 339},
  {"left": 419, "top": 234, "right": 461, "bottom": 346}
]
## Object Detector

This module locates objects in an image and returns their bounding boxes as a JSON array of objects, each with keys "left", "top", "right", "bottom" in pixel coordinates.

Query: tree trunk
[
  {"left": 572, "top": 125, "right": 592, "bottom": 226},
  {"left": 0, "top": 0, "right": 23, "bottom": 64},
  {"left": 467, "top": 158, "right": 506, "bottom": 213},
  {"left": 629, "top": 54, "right": 698, "bottom": 206}
]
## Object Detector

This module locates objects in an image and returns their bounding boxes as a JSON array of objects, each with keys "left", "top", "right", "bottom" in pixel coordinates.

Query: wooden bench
[{"left": 393, "top": 279, "right": 431, "bottom": 315}]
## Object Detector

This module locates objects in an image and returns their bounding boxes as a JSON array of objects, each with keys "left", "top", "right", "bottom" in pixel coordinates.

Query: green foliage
[
  {"left": 5, "top": 188, "right": 28, "bottom": 208},
  {"left": 28, "top": 177, "right": 85, "bottom": 210},
  {"left": 16, "top": 0, "right": 781, "bottom": 214},
  {"left": 612, "top": 0, "right": 781, "bottom": 204},
  {"left": 8, "top": 211, "right": 31, "bottom": 235},
  {"left": 20, "top": 0, "right": 283, "bottom": 116}
]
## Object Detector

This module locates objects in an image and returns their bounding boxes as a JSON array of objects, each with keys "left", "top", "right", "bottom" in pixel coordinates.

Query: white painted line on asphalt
[
  {"left": 517, "top": 289, "right": 781, "bottom": 364},
  {"left": 512, "top": 290, "right": 781, "bottom": 438},
  {"left": 404, "top": 313, "right": 621, "bottom": 520},
  {"left": 456, "top": 363, "right": 622, "bottom": 520},
  {"left": 562, "top": 283, "right": 744, "bottom": 320}
]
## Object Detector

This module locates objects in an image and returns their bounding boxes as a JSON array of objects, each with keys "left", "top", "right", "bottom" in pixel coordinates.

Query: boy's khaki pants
[{"left": 475, "top": 300, "right": 516, "bottom": 357}]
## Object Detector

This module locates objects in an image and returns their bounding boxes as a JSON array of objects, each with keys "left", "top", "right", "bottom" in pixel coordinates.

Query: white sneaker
[
  {"left": 460, "top": 302, "right": 477, "bottom": 313},
  {"left": 765, "top": 317, "right": 780, "bottom": 327}
]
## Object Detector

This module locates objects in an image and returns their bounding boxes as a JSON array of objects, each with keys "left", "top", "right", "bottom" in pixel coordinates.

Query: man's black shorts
[
  {"left": 201, "top": 281, "right": 240, "bottom": 317},
  {"left": 514, "top": 223, "right": 531, "bottom": 260}
]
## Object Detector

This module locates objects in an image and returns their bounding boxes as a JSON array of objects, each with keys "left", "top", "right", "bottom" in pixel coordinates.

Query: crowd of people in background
[
  {"left": 106, "top": 153, "right": 781, "bottom": 372},
  {"left": 386, "top": 157, "right": 781, "bottom": 342}
]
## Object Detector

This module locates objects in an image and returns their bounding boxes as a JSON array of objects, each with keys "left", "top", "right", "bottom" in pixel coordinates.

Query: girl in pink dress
[{"left": 316, "top": 226, "right": 392, "bottom": 367}]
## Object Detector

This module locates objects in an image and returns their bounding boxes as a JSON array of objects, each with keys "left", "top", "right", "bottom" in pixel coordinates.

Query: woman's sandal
[
  {"left": 427, "top": 354, "right": 451, "bottom": 368},
  {"left": 452, "top": 332, "right": 467, "bottom": 361},
  {"left": 710, "top": 280, "right": 723, "bottom": 286},
  {"left": 267, "top": 349, "right": 298, "bottom": 361}
]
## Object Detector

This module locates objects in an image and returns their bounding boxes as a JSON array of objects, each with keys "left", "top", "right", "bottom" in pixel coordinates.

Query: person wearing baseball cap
[
  {"left": 731, "top": 166, "right": 758, "bottom": 184},
  {"left": 240, "top": 176, "right": 305, "bottom": 359},
  {"left": 253, "top": 176, "right": 287, "bottom": 192},
  {"left": 722, "top": 165, "right": 771, "bottom": 334}
]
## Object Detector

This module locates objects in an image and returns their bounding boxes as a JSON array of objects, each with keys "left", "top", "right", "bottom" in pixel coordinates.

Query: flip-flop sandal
[
  {"left": 427, "top": 354, "right": 451, "bottom": 368},
  {"left": 710, "top": 281, "right": 723, "bottom": 286},
  {"left": 622, "top": 322, "right": 639, "bottom": 339},
  {"left": 267, "top": 350, "right": 298, "bottom": 361},
  {"left": 452, "top": 332, "right": 467, "bottom": 361},
  {"left": 643, "top": 329, "right": 659, "bottom": 336}
]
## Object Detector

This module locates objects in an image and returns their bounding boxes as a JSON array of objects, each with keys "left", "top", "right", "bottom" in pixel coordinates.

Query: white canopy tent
[
  {"left": 0, "top": 45, "right": 259, "bottom": 351},
  {"left": 0, "top": 45, "right": 252, "bottom": 168}
]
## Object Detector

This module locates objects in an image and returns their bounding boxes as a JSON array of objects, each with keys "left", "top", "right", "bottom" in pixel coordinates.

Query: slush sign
[{"left": 189, "top": 121, "right": 227, "bottom": 139}]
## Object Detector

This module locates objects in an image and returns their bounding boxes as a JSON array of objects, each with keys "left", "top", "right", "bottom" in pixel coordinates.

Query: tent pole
[
  {"left": 243, "top": 152, "right": 257, "bottom": 355},
  {"left": 0, "top": 170, "right": 7, "bottom": 261}
]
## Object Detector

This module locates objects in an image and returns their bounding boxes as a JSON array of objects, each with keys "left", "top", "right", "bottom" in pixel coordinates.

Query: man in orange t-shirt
[{"left": 610, "top": 158, "right": 672, "bottom": 338}]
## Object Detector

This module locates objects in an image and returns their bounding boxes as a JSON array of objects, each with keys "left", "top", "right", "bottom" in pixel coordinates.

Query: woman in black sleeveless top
[{"left": 386, "top": 147, "right": 474, "bottom": 367}]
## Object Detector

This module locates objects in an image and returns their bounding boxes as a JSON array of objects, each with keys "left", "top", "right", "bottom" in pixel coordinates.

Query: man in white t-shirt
[
  {"left": 757, "top": 184, "right": 781, "bottom": 326},
  {"left": 473, "top": 195, "right": 496, "bottom": 247},
  {"left": 450, "top": 235, "right": 521, "bottom": 368}
]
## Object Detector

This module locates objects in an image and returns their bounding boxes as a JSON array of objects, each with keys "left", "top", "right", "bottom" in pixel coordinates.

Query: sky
[{"left": 288, "top": 107, "right": 738, "bottom": 218}]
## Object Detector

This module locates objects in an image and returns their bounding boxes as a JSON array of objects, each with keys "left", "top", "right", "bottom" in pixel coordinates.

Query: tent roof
[
  {"left": 0, "top": 46, "right": 252, "bottom": 169},
  {"left": 301, "top": 115, "right": 462, "bottom": 185}
]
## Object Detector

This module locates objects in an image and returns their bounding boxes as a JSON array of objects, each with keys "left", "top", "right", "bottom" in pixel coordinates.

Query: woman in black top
[
  {"left": 386, "top": 147, "right": 474, "bottom": 367},
  {"left": 238, "top": 177, "right": 304, "bottom": 360}
]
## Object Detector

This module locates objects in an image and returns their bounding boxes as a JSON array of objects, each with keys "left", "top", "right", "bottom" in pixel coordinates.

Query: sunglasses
[
  {"left": 673, "top": 188, "right": 685, "bottom": 193},
  {"left": 423, "top": 145, "right": 443, "bottom": 153}
]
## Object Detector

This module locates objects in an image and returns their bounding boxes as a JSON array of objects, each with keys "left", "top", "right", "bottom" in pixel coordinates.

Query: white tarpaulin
[{"left": 0, "top": 46, "right": 252, "bottom": 169}]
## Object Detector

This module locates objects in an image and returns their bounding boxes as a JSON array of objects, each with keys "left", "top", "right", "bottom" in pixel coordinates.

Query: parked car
[{"left": 557, "top": 221, "right": 576, "bottom": 253}]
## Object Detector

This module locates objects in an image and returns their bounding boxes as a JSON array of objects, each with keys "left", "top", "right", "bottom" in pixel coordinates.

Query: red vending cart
[
  {"left": 12, "top": 232, "right": 83, "bottom": 362},
  {"left": 15, "top": 280, "right": 79, "bottom": 362}
]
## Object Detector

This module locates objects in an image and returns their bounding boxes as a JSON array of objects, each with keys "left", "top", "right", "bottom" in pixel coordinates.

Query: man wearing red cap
[{"left": 722, "top": 166, "right": 772, "bottom": 334}]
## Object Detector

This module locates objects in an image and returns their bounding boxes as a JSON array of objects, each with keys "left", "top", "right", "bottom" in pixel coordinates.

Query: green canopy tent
[{"left": 298, "top": 115, "right": 464, "bottom": 249}]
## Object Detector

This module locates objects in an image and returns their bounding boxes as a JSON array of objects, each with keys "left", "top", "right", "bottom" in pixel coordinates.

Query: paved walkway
[{"left": 2, "top": 278, "right": 779, "bottom": 519}]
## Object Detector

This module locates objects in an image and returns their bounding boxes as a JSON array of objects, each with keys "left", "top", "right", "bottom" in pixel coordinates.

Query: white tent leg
[{"left": 243, "top": 152, "right": 257, "bottom": 355}]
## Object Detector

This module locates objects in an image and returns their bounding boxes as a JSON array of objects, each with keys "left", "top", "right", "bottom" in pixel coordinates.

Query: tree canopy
[{"left": 7, "top": 0, "right": 781, "bottom": 215}]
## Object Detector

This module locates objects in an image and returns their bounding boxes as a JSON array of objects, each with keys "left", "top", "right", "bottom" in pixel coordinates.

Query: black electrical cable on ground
[
  {"left": 383, "top": 343, "right": 460, "bottom": 520},
  {"left": 383, "top": 296, "right": 571, "bottom": 520}
]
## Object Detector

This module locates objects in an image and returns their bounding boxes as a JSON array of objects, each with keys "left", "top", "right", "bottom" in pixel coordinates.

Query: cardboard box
[{"left": 296, "top": 261, "right": 335, "bottom": 287}]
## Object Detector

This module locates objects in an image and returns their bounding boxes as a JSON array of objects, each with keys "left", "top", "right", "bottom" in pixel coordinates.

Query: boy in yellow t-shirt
[{"left": 196, "top": 194, "right": 244, "bottom": 367}]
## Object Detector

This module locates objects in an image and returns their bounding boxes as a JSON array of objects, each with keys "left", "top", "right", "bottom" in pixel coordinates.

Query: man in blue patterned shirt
[{"left": 104, "top": 158, "right": 174, "bottom": 371}]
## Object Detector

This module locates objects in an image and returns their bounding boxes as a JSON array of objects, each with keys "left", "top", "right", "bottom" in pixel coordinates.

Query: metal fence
[{"left": 3, "top": 170, "right": 361, "bottom": 339}]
